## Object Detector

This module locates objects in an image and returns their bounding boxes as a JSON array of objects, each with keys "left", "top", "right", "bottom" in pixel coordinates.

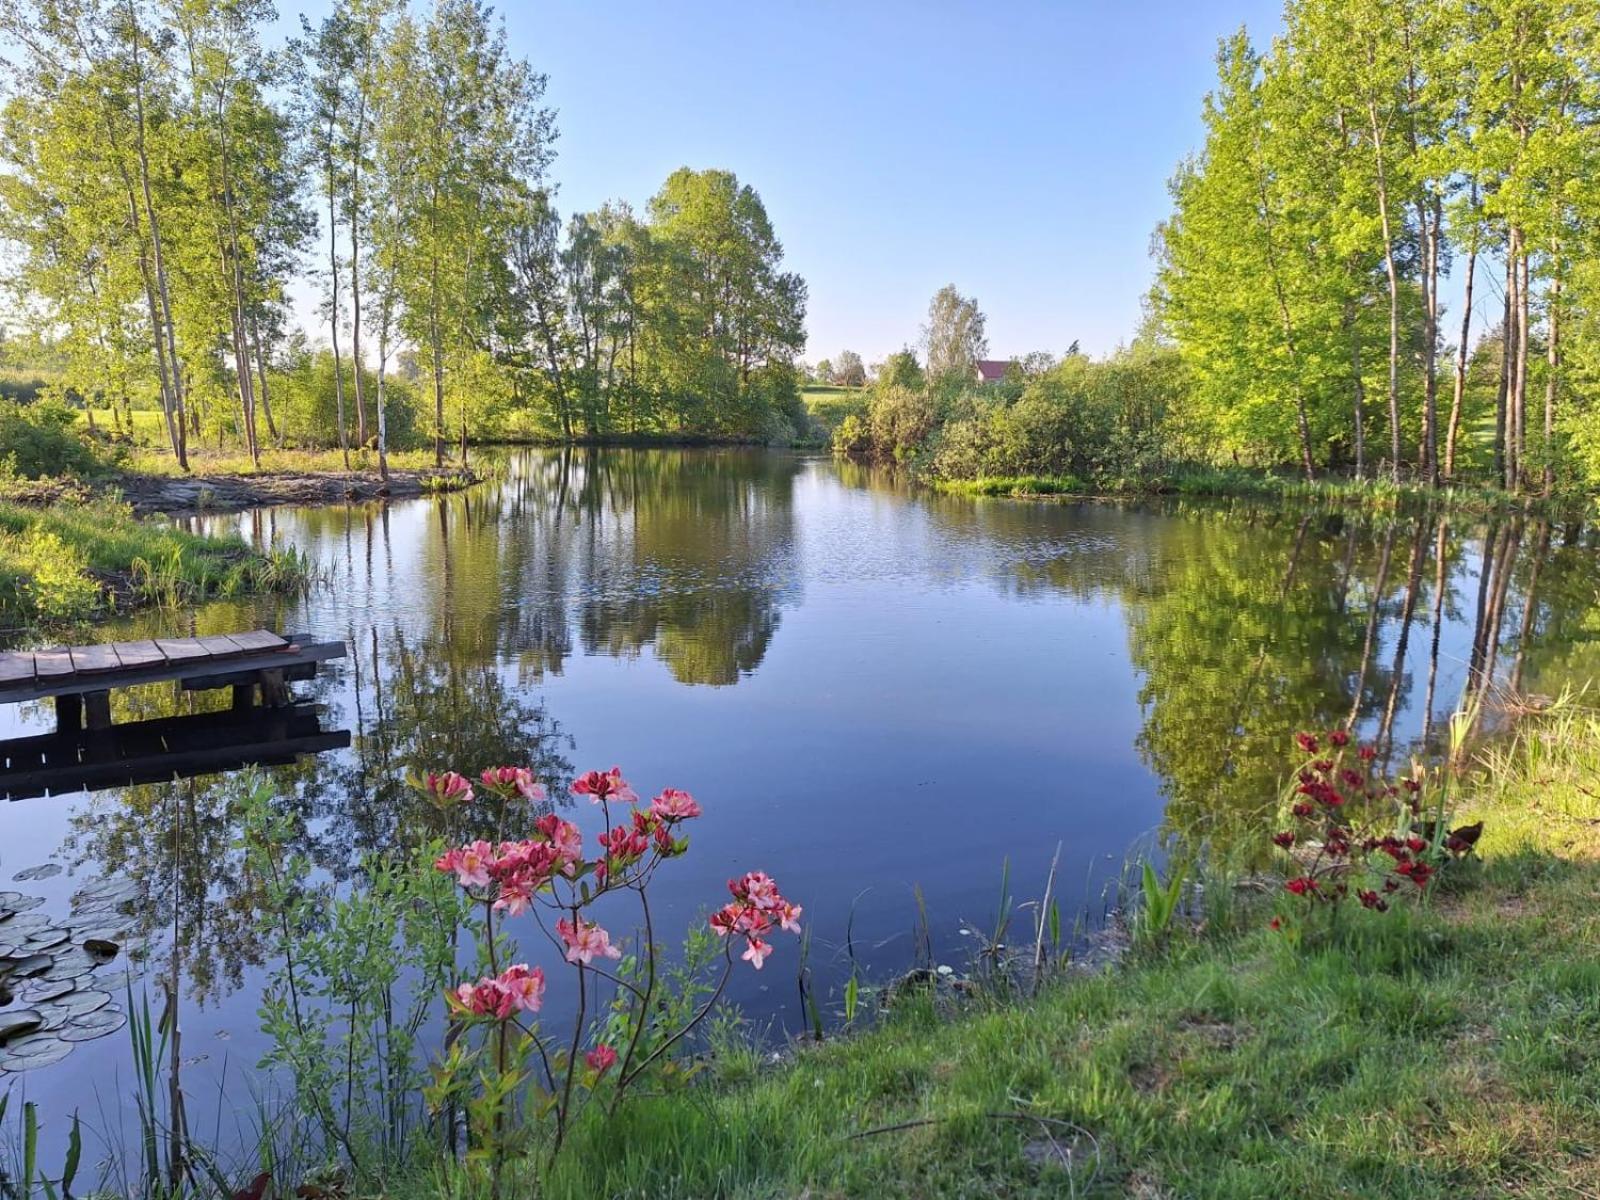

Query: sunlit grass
[
  {"left": 0, "top": 497, "right": 310, "bottom": 627},
  {"left": 933, "top": 466, "right": 1586, "bottom": 514},
  {"left": 119, "top": 444, "right": 448, "bottom": 477}
]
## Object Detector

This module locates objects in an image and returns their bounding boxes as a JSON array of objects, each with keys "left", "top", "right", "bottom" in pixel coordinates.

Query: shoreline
[{"left": 113, "top": 466, "right": 480, "bottom": 516}]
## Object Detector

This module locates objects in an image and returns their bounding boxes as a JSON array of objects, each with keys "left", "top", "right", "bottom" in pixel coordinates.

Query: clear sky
[{"left": 289, "top": 0, "right": 1289, "bottom": 366}]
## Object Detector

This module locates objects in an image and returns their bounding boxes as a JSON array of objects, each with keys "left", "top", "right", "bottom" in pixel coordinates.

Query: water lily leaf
[
  {"left": 0, "top": 1010, "right": 43, "bottom": 1041},
  {"left": 56, "top": 990, "right": 109, "bottom": 1018},
  {"left": 41, "top": 948, "right": 95, "bottom": 982},
  {"left": 60, "top": 1006, "right": 125, "bottom": 1043},
  {"left": 11, "top": 865, "right": 61, "bottom": 883},
  {"left": 0, "top": 894, "right": 45, "bottom": 913},
  {"left": 0, "top": 915, "right": 52, "bottom": 936},
  {"left": 20, "top": 979, "right": 73, "bottom": 1005},
  {"left": 0, "top": 1034, "right": 71, "bottom": 1070},
  {"left": 22, "top": 929, "right": 69, "bottom": 953},
  {"left": 89, "top": 968, "right": 141, "bottom": 994},
  {"left": 1, "top": 955, "right": 53, "bottom": 979}
]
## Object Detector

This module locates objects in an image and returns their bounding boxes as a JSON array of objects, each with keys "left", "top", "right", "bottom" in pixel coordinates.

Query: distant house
[{"left": 975, "top": 359, "right": 1012, "bottom": 385}]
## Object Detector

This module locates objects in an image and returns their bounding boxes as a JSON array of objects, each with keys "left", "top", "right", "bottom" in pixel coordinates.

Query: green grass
[
  {"left": 933, "top": 466, "right": 1589, "bottom": 515},
  {"left": 0, "top": 497, "right": 309, "bottom": 626},
  {"left": 803, "top": 385, "right": 869, "bottom": 435},
  {"left": 119, "top": 443, "right": 446, "bottom": 477},
  {"left": 505, "top": 711, "right": 1600, "bottom": 1199}
]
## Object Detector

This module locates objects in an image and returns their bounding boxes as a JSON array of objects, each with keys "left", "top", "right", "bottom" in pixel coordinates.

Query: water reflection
[{"left": 0, "top": 449, "right": 1594, "bottom": 1132}]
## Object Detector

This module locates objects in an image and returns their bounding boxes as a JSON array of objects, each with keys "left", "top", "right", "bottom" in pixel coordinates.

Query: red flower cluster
[
  {"left": 1269, "top": 729, "right": 1474, "bottom": 933},
  {"left": 709, "top": 871, "right": 802, "bottom": 970}
]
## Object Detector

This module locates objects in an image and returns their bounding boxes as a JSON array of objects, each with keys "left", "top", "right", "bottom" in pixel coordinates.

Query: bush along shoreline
[
  {"left": 0, "top": 497, "right": 311, "bottom": 628},
  {"left": 7, "top": 708, "right": 1597, "bottom": 1198}
]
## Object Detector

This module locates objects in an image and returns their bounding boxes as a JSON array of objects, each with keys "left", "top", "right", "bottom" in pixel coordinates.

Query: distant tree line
[
  {"left": 0, "top": 0, "right": 807, "bottom": 471},
  {"left": 1155, "top": 0, "right": 1600, "bottom": 494},
  {"left": 833, "top": 285, "right": 1188, "bottom": 485}
]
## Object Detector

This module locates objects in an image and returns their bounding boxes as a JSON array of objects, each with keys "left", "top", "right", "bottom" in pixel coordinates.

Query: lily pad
[
  {"left": 11, "top": 864, "right": 61, "bottom": 883},
  {"left": 60, "top": 1006, "right": 125, "bottom": 1043},
  {"left": 0, "top": 1034, "right": 71, "bottom": 1070},
  {"left": 0, "top": 915, "right": 52, "bottom": 936},
  {"left": 41, "top": 948, "right": 95, "bottom": 982},
  {"left": 89, "top": 968, "right": 141, "bottom": 994},
  {"left": 0, "top": 1010, "right": 43, "bottom": 1041},
  {"left": 20, "top": 979, "right": 74, "bottom": 1004},
  {"left": 55, "top": 989, "right": 108, "bottom": 1019},
  {"left": 0, "top": 894, "right": 45, "bottom": 913},
  {"left": 0, "top": 955, "right": 54, "bottom": 979},
  {"left": 71, "top": 878, "right": 139, "bottom": 907},
  {"left": 22, "top": 929, "right": 69, "bottom": 953}
]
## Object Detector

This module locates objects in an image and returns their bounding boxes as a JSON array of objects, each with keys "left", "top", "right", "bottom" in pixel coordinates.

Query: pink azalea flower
[
  {"left": 480, "top": 766, "right": 547, "bottom": 801},
  {"left": 776, "top": 900, "right": 803, "bottom": 934},
  {"left": 741, "top": 937, "right": 773, "bottom": 969},
  {"left": 494, "top": 879, "right": 536, "bottom": 916},
  {"left": 499, "top": 964, "right": 546, "bottom": 1013},
  {"left": 570, "top": 767, "right": 638, "bottom": 805},
  {"left": 733, "top": 871, "right": 782, "bottom": 911},
  {"left": 585, "top": 1043, "right": 618, "bottom": 1074},
  {"left": 435, "top": 840, "right": 494, "bottom": 889},
  {"left": 557, "top": 917, "right": 622, "bottom": 966},
  {"left": 426, "top": 771, "right": 475, "bottom": 806},
  {"left": 651, "top": 788, "right": 702, "bottom": 821}
]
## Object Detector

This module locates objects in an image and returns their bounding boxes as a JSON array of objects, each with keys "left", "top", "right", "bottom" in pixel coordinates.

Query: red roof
[{"left": 976, "top": 359, "right": 1011, "bottom": 382}]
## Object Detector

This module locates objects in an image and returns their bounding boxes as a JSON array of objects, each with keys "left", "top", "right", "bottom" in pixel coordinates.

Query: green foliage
[
  {"left": 0, "top": 395, "right": 112, "bottom": 478},
  {"left": 837, "top": 324, "right": 1188, "bottom": 486},
  {"left": 0, "top": 497, "right": 309, "bottom": 625}
]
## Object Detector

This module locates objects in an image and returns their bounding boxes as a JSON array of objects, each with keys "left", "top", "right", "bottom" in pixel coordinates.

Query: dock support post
[
  {"left": 84, "top": 690, "right": 111, "bottom": 732},
  {"left": 231, "top": 682, "right": 256, "bottom": 711},
  {"left": 54, "top": 695, "right": 82, "bottom": 734},
  {"left": 259, "top": 669, "right": 289, "bottom": 708}
]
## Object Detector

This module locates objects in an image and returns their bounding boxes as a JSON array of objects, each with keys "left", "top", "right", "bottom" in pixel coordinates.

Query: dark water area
[{"left": 1, "top": 447, "right": 1596, "bottom": 1156}]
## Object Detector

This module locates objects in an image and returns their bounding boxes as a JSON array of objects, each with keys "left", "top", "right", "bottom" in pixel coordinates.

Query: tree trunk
[
  {"left": 1544, "top": 256, "right": 1559, "bottom": 498},
  {"left": 1419, "top": 194, "right": 1442, "bottom": 484},
  {"left": 1346, "top": 303, "right": 1366, "bottom": 479},
  {"left": 1496, "top": 255, "right": 1512, "bottom": 487},
  {"left": 1512, "top": 229, "right": 1531, "bottom": 490},
  {"left": 252, "top": 323, "right": 280, "bottom": 446},
  {"left": 1369, "top": 104, "right": 1403, "bottom": 481},
  {"left": 327, "top": 140, "right": 350, "bottom": 468},
  {"left": 1445, "top": 213, "right": 1477, "bottom": 479}
]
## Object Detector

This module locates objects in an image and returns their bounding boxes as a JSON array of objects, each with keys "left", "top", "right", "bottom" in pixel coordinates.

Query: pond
[{"left": 1, "top": 447, "right": 1596, "bottom": 1157}]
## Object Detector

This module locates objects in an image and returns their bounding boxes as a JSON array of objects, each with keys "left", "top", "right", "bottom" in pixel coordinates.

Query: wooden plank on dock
[
  {"left": 33, "top": 650, "right": 74, "bottom": 679},
  {"left": 0, "top": 654, "right": 34, "bottom": 686},
  {"left": 225, "top": 630, "right": 288, "bottom": 654},
  {"left": 196, "top": 634, "right": 249, "bottom": 657},
  {"left": 154, "top": 638, "right": 211, "bottom": 663},
  {"left": 0, "top": 640, "right": 345, "bottom": 705},
  {"left": 110, "top": 640, "right": 166, "bottom": 669},
  {"left": 68, "top": 643, "right": 120, "bottom": 674}
]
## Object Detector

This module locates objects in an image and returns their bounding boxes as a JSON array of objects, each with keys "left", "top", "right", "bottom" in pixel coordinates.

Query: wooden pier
[
  {"left": 0, "top": 703, "right": 351, "bottom": 801},
  {"left": 0, "top": 630, "right": 346, "bottom": 734}
]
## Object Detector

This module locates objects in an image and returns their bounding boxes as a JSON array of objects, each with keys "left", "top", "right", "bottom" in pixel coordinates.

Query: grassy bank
[
  {"left": 934, "top": 465, "right": 1590, "bottom": 515},
  {"left": 0, "top": 497, "right": 309, "bottom": 627},
  {"left": 117, "top": 444, "right": 449, "bottom": 477},
  {"left": 523, "top": 712, "right": 1600, "bottom": 1199}
]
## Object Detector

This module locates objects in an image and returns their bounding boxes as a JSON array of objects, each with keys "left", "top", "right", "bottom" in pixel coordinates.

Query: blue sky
[
  {"left": 519, "top": 1, "right": 1287, "bottom": 365},
  {"left": 286, "top": 0, "right": 1288, "bottom": 365}
]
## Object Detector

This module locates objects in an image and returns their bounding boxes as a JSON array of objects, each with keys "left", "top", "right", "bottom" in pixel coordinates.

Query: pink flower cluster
[
  {"left": 450, "top": 964, "right": 546, "bottom": 1020},
  {"left": 709, "top": 871, "right": 802, "bottom": 969},
  {"left": 434, "top": 815, "right": 585, "bottom": 914}
]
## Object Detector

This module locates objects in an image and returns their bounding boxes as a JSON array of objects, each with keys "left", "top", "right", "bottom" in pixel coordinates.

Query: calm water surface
[{"left": 2, "top": 448, "right": 1597, "bottom": 1152}]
